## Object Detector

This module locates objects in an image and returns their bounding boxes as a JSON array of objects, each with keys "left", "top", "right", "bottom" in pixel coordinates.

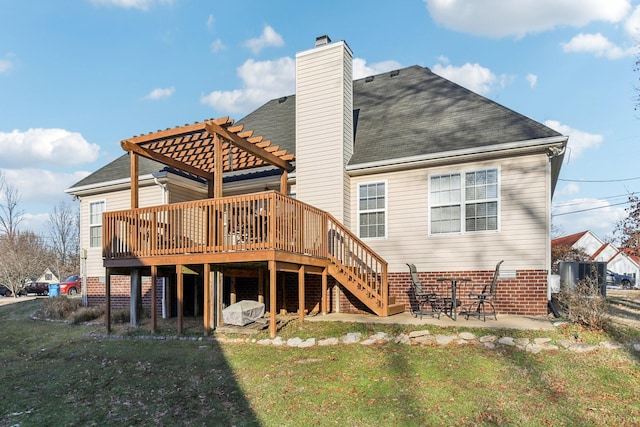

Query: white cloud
[
  {"left": 624, "top": 5, "right": 640, "bottom": 37},
  {"left": 0, "top": 128, "right": 100, "bottom": 168},
  {"left": 0, "top": 58, "right": 13, "bottom": 73},
  {"left": 244, "top": 25, "right": 284, "bottom": 54},
  {"left": 206, "top": 14, "right": 215, "bottom": 29},
  {"left": 145, "top": 86, "right": 175, "bottom": 100},
  {"left": 552, "top": 197, "right": 626, "bottom": 238},
  {"left": 90, "top": 0, "right": 173, "bottom": 10},
  {"left": 432, "top": 61, "right": 502, "bottom": 95},
  {"left": 210, "top": 38, "right": 225, "bottom": 53},
  {"left": 526, "top": 73, "right": 538, "bottom": 88},
  {"left": 200, "top": 56, "right": 404, "bottom": 115},
  {"left": 556, "top": 182, "right": 580, "bottom": 197},
  {"left": 2, "top": 168, "right": 88, "bottom": 206},
  {"left": 201, "top": 57, "right": 295, "bottom": 114},
  {"left": 353, "top": 59, "right": 402, "bottom": 80},
  {"left": 562, "top": 32, "right": 633, "bottom": 59},
  {"left": 544, "top": 120, "right": 603, "bottom": 158},
  {"left": 425, "top": 0, "right": 631, "bottom": 38}
]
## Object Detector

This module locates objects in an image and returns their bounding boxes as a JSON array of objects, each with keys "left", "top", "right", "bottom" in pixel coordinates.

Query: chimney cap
[{"left": 315, "top": 35, "right": 331, "bottom": 47}]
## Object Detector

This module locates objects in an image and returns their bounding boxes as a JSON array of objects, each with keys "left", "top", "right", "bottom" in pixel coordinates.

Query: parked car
[
  {"left": 24, "top": 282, "right": 49, "bottom": 296},
  {"left": 606, "top": 270, "right": 636, "bottom": 289},
  {"left": 0, "top": 284, "right": 27, "bottom": 297},
  {"left": 59, "top": 275, "right": 81, "bottom": 295}
]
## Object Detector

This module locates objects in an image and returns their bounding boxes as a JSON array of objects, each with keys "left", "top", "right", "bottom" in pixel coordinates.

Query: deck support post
[
  {"left": 280, "top": 170, "right": 288, "bottom": 194},
  {"left": 298, "top": 265, "right": 305, "bottom": 321},
  {"left": 106, "top": 268, "right": 112, "bottom": 334},
  {"left": 130, "top": 152, "right": 139, "bottom": 209},
  {"left": 269, "top": 260, "right": 277, "bottom": 339},
  {"left": 203, "top": 263, "right": 212, "bottom": 335},
  {"left": 230, "top": 277, "right": 236, "bottom": 305},
  {"left": 321, "top": 267, "right": 328, "bottom": 315},
  {"left": 151, "top": 265, "right": 157, "bottom": 333},
  {"left": 213, "top": 134, "right": 223, "bottom": 198},
  {"left": 258, "top": 269, "right": 265, "bottom": 304},
  {"left": 130, "top": 268, "right": 142, "bottom": 328},
  {"left": 177, "top": 264, "right": 184, "bottom": 335},
  {"left": 215, "top": 271, "right": 223, "bottom": 329}
]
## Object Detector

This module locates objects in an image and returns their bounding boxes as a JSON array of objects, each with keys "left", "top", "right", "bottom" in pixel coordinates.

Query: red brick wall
[
  {"left": 86, "top": 275, "right": 163, "bottom": 313},
  {"left": 384, "top": 269, "right": 548, "bottom": 316},
  {"left": 85, "top": 268, "right": 548, "bottom": 317}
]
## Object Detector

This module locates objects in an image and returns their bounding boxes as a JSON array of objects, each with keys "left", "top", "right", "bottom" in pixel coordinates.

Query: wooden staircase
[{"left": 326, "top": 215, "right": 404, "bottom": 316}]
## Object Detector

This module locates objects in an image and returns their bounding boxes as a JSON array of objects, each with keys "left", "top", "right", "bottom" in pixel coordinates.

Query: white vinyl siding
[
  {"left": 81, "top": 184, "right": 166, "bottom": 278},
  {"left": 430, "top": 168, "right": 499, "bottom": 235},
  {"left": 358, "top": 182, "right": 386, "bottom": 239},
  {"left": 89, "top": 200, "right": 105, "bottom": 248},
  {"left": 349, "top": 154, "right": 550, "bottom": 272},
  {"left": 295, "top": 40, "right": 353, "bottom": 224}
]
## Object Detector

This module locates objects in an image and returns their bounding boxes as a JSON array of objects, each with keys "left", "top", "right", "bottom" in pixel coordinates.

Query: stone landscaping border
[{"left": 84, "top": 330, "right": 640, "bottom": 355}]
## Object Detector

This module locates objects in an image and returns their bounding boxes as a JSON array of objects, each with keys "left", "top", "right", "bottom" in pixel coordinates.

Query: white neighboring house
[
  {"left": 33, "top": 268, "right": 59, "bottom": 284},
  {"left": 552, "top": 230, "right": 640, "bottom": 288}
]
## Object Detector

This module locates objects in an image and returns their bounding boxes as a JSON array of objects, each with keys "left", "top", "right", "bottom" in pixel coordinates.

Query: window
[
  {"left": 358, "top": 182, "right": 386, "bottom": 238},
  {"left": 89, "top": 200, "right": 105, "bottom": 248},
  {"left": 430, "top": 169, "right": 498, "bottom": 234}
]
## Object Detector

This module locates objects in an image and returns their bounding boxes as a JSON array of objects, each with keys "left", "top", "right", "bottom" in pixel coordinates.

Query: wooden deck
[{"left": 102, "top": 191, "right": 403, "bottom": 336}]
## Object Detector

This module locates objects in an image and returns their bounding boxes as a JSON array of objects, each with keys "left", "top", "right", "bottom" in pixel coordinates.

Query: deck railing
[
  {"left": 103, "top": 191, "right": 387, "bottom": 312},
  {"left": 103, "top": 191, "right": 328, "bottom": 258}
]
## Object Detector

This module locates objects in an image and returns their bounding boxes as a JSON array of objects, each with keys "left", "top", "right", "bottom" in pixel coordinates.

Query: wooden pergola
[
  {"left": 110, "top": 116, "right": 306, "bottom": 338},
  {"left": 121, "top": 116, "right": 294, "bottom": 204}
]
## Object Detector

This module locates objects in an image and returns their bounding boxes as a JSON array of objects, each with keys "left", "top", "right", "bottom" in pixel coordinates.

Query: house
[
  {"left": 31, "top": 268, "right": 59, "bottom": 284},
  {"left": 66, "top": 35, "right": 567, "bottom": 336},
  {"left": 552, "top": 230, "right": 640, "bottom": 284}
]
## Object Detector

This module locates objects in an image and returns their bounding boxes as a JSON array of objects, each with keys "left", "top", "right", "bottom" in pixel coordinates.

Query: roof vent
[
  {"left": 278, "top": 96, "right": 288, "bottom": 104},
  {"left": 315, "top": 35, "right": 331, "bottom": 47},
  {"left": 390, "top": 69, "right": 400, "bottom": 77},
  {"left": 365, "top": 76, "right": 374, "bottom": 83}
]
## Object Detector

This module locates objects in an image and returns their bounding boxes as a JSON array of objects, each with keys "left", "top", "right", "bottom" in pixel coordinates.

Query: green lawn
[{"left": 1, "top": 299, "right": 639, "bottom": 426}]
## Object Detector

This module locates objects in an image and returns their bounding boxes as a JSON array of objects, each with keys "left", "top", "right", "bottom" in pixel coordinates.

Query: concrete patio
[{"left": 305, "top": 311, "right": 556, "bottom": 331}]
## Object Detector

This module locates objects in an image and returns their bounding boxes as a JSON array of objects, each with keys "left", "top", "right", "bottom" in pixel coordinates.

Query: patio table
[{"left": 437, "top": 277, "right": 472, "bottom": 320}]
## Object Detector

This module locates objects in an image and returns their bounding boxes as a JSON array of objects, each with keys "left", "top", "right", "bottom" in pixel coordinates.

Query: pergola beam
[
  {"left": 205, "top": 121, "right": 293, "bottom": 172},
  {"left": 122, "top": 139, "right": 211, "bottom": 180}
]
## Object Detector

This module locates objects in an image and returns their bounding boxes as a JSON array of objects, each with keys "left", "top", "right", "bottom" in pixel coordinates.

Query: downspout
[
  {"left": 153, "top": 175, "right": 168, "bottom": 317},
  {"left": 546, "top": 146, "right": 566, "bottom": 302}
]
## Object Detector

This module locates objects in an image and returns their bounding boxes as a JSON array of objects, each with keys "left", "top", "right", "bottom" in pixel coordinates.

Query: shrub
[
  {"left": 557, "top": 274, "right": 610, "bottom": 330},
  {"left": 71, "top": 305, "right": 105, "bottom": 324},
  {"left": 111, "top": 309, "right": 130, "bottom": 324},
  {"left": 38, "top": 297, "right": 82, "bottom": 321}
]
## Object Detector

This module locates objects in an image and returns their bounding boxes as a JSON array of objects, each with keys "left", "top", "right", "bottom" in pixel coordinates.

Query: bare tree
[
  {"left": 47, "top": 201, "right": 80, "bottom": 279},
  {"left": 0, "top": 172, "right": 25, "bottom": 243},
  {"left": 614, "top": 195, "right": 640, "bottom": 257},
  {"left": 0, "top": 231, "right": 52, "bottom": 297}
]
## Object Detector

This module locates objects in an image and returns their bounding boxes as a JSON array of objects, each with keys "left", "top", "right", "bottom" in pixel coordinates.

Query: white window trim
[
  {"left": 428, "top": 167, "right": 500, "bottom": 236},
  {"left": 357, "top": 180, "right": 388, "bottom": 240},
  {"left": 89, "top": 199, "right": 106, "bottom": 248}
]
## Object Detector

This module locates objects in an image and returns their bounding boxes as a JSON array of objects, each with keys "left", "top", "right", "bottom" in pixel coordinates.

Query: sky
[{"left": 1, "top": 0, "right": 639, "bottom": 242}]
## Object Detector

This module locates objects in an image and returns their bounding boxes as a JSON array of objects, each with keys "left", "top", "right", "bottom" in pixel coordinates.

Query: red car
[{"left": 59, "top": 275, "right": 81, "bottom": 295}]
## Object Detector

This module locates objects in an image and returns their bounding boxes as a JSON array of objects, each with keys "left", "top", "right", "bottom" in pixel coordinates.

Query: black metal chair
[
  {"left": 464, "top": 260, "right": 504, "bottom": 321},
  {"left": 406, "top": 263, "right": 445, "bottom": 319}
]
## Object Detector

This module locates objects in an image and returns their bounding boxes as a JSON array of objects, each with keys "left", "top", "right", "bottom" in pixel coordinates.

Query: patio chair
[
  {"left": 406, "top": 263, "right": 445, "bottom": 319},
  {"left": 464, "top": 260, "right": 504, "bottom": 321}
]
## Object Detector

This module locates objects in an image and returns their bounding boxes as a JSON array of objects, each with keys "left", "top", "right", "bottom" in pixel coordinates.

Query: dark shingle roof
[
  {"left": 238, "top": 65, "right": 561, "bottom": 166},
  {"left": 71, "top": 154, "right": 168, "bottom": 188},
  {"left": 70, "top": 65, "right": 561, "bottom": 189}
]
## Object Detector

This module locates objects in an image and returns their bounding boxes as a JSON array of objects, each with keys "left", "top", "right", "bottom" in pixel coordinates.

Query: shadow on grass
[{"left": 0, "top": 300, "right": 261, "bottom": 426}]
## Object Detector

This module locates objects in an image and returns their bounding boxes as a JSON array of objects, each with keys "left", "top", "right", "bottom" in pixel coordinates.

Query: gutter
[{"left": 346, "top": 135, "right": 568, "bottom": 176}]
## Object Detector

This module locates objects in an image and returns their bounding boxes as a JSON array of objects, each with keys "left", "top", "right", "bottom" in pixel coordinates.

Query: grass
[{"left": 1, "top": 299, "right": 639, "bottom": 426}]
